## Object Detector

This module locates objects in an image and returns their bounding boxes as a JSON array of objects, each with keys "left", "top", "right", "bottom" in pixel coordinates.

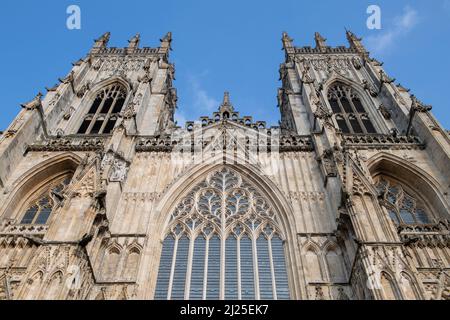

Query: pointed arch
[
  {"left": 0, "top": 153, "right": 80, "bottom": 222},
  {"left": 151, "top": 164, "right": 300, "bottom": 300},
  {"left": 22, "top": 271, "right": 44, "bottom": 300},
  {"left": 323, "top": 76, "right": 387, "bottom": 134},
  {"left": 122, "top": 245, "right": 141, "bottom": 280},
  {"left": 76, "top": 79, "right": 129, "bottom": 135},
  {"left": 368, "top": 152, "right": 450, "bottom": 222},
  {"left": 101, "top": 245, "right": 122, "bottom": 280},
  {"left": 323, "top": 242, "right": 347, "bottom": 283},
  {"left": 42, "top": 271, "right": 64, "bottom": 300},
  {"left": 379, "top": 271, "right": 400, "bottom": 300},
  {"left": 302, "top": 243, "right": 323, "bottom": 282},
  {"left": 399, "top": 272, "right": 420, "bottom": 300}
]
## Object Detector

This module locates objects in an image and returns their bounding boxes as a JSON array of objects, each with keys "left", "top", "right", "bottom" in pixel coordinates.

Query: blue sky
[{"left": 0, "top": 0, "right": 449, "bottom": 131}]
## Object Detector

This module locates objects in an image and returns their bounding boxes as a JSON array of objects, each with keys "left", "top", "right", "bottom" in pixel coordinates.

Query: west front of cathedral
[{"left": 0, "top": 31, "right": 449, "bottom": 300}]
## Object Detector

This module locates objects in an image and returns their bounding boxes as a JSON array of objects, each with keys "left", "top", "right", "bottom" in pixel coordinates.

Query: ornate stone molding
[
  {"left": 342, "top": 134, "right": 424, "bottom": 150},
  {"left": 135, "top": 134, "right": 314, "bottom": 153},
  {"left": 26, "top": 136, "right": 107, "bottom": 153}
]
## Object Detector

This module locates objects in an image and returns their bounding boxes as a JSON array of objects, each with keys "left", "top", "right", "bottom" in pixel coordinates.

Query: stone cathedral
[{"left": 0, "top": 31, "right": 449, "bottom": 301}]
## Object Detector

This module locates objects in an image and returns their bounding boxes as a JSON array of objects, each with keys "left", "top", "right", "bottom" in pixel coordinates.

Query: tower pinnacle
[{"left": 314, "top": 32, "right": 328, "bottom": 52}]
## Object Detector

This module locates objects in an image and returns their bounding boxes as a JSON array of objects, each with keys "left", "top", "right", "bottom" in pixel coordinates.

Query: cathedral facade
[{"left": 0, "top": 31, "right": 449, "bottom": 300}]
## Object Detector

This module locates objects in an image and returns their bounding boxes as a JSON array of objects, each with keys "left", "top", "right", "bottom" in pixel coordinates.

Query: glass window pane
[
  {"left": 155, "top": 236, "right": 175, "bottom": 300},
  {"left": 337, "top": 118, "right": 350, "bottom": 134},
  {"left": 90, "top": 120, "right": 103, "bottom": 134},
  {"left": 329, "top": 99, "right": 341, "bottom": 113},
  {"left": 340, "top": 97, "right": 353, "bottom": 113},
  {"left": 206, "top": 236, "right": 220, "bottom": 300},
  {"left": 363, "top": 118, "right": 377, "bottom": 134},
  {"left": 257, "top": 236, "right": 273, "bottom": 299},
  {"left": 350, "top": 117, "right": 363, "bottom": 133},
  {"left": 271, "top": 236, "right": 290, "bottom": 300},
  {"left": 77, "top": 119, "right": 91, "bottom": 134},
  {"left": 225, "top": 237, "right": 238, "bottom": 299},
  {"left": 171, "top": 236, "right": 189, "bottom": 300},
  {"left": 113, "top": 97, "right": 126, "bottom": 113},
  {"left": 352, "top": 98, "right": 366, "bottom": 113},
  {"left": 88, "top": 97, "right": 102, "bottom": 114},
  {"left": 103, "top": 119, "right": 116, "bottom": 134},
  {"left": 35, "top": 207, "right": 52, "bottom": 225},
  {"left": 101, "top": 97, "right": 114, "bottom": 113},
  {"left": 415, "top": 208, "right": 430, "bottom": 224},
  {"left": 388, "top": 210, "right": 400, "bottom": 225},
  {"left": 21, "top": 206, "right": 38, "bottom": 224},
  {"left": 190, "top": 237, "right": 206, "bottom": 300},
  {"left": 240, "top": 236, "right": 255, "bottom": 299},
  {"left": 400, "top": 209, "right": 415, "bottom": 224}
]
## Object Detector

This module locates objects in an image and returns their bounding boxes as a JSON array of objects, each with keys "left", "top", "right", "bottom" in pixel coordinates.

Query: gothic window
[
  {"left": 376, "top": 178, "right": 433, "bottom": 226},
  {"left": 77, "top": 83, "right": 127, "bottom": 134},
  {"left": 154, "top": 167, "right": 291, "bottom": 300},
  {"left": 20, "top": 176, "right": 72, "bottom": 225},
  {"left": 380, "top": 272, "right": 398, "bottom": 300},
  {"left": 327, "top": 84, "right": 377, "bottom": 134}
]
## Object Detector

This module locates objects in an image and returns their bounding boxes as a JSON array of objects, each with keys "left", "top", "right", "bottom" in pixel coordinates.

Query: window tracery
[
  {"left": 327, "top": 83, "right": 377, "bottom": 134},
  {"left": 375, "top": 178, "right": 432, "bottom": 225},
  {"left": 155, "top": 167, "right": 290, "bottom": 300},
  {"left": 77, "top": 83, "right": 127, "bottom": 134},
  {"left": 20, "top": 176, "right": 72, "bottom": 225}
]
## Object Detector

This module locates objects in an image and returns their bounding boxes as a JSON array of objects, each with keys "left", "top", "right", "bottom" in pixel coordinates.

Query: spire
[
  {"left": 223, "top": 91, "right": 231, "bottom": 106},
  {"left": 127, "top": 33, "right": 140, "bottom": 53},
  {"left": 91, "top": 32, "right": 110, "bottom": 53},
  {"left": 314, "top": 32, "right": 328, "bottom": 52},
  {"left": 219, "top": 91, "right": 234, "bottom": 114},
  {"left": 345, "top": 29, "right": 367, "bottom": 55}
]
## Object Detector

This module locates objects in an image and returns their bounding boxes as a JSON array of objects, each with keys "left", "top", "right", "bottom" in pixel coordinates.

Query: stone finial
[
  {"left": 128, "top": 33, "right": 140, "bottom": 49},
  {"left": 21, "top": 92, "right": 43, "bottom": 111},
  {"left": 219, "top": 91, "right": 234, "bottom": 114},
  {"left": 92, "top": 32, "right": 110, "bottom": 52},
  {"left": 345, "top": 29, "right": 367, "bottom": 54},
  {"left": 282, "top": 31, "right": 293, "bottom": 49},
  {"left": 314, "top": 32, "right": 328, "bottom": 51},
  {"left": 222, "top": 91, "right": 231, "bottom": 106},
  {"left": 160, "top": 32, "right": 172, "bottom": 49}
]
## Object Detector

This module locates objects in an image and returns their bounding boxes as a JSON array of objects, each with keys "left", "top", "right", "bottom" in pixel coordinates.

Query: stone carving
[
  {"left": 100, "top": 57, "right": 145, "bottom": 77},
  {"left": 109, "top": 159, "right": 129, "bottom": 182},
  {"left": 26, "top": 136, "right": 105, "bottom": 152},
  {"left": 362, "top": 79, "right": 378, "bottom": 97},
  {"left": 76, "top": 81, "right": 91, "bottom": 98},
  {"left": 378, "top": 104, "right": 391, "bottom": 120},
  {"left": 352, "top": 56, "right": 363, "bottom": 70},
  {"left": 63, "top": 106, "right": 76, "bottom": 120},
  {"left": 317, "top": 148, "right": 338, "bottom": 177}
]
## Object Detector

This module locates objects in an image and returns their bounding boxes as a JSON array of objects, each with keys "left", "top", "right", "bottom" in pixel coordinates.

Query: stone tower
[{"left": 0, "top": 31, "right": 448, "bottom": 300}]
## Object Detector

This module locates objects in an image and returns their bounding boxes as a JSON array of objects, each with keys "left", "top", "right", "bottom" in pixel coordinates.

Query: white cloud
[
  {"left": 366, "top": 6, "right": 419, "bottom": 55},
  {"left": 188, "top": 72, "right": 219, "bottom": 112}
]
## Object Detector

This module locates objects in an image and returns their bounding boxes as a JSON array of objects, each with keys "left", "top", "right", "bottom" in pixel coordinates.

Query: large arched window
[
  {"left": 327, "top": 83, "right": 377, "bottom": 134},
  {"left": 154, "top": 167, "right": 290, "bottom": 300},
  {"left": 375, "top": 177, "right": 433, "bottom": 225},
  {"left": 77, "top": 83, "right": 127, "bottom": 134},
  {"left": 20, "top": 176, "right": 72, "bottom": 225}
]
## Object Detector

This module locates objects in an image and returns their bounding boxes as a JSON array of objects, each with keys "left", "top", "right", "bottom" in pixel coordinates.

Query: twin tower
[{"left": 0, "top": 31, "right": 449, "bottom": 300}]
